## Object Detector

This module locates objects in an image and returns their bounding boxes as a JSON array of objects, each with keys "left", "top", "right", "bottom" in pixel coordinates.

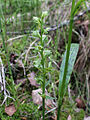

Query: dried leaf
[
  {"left": 67, "top": 115, "right": 72, "bottom": 120},
  {"left": 75, "top": 97, "right": 86, "bottom": 110},
  {"left": 15, "top": 60, "right": 24, "bottom": 68},
  {"left": 32, "top": 88, "right": 42, "bottom": 105},
  {"left": 10, "top": 53, "right": 17, "bottom": 64},
  {"left": 32, "top": 88, "right": 52, "bottom": 107},
  {"left": 16, "top": 78, "right": 26, "bottom": 85},
  {"left": 20, "top": 117, "right": 27, "bottom": 120},
  {"left": 27, "top": 72, "right": 39, "bottom": 87},
  {"left": 5, "top": 104, "right": 16, "bottom": 116},
  {"left": 84, "top": 116, "right": 90, "bottom": 120}
]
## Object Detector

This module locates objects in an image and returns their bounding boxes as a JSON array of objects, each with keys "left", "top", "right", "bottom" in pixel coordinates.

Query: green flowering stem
[{"left": 33, "top": 11, "right": 48, "bottom": 120}]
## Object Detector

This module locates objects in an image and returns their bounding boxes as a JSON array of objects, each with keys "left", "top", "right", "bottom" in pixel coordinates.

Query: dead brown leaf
[
  {"left": 75, "top": 97, "right": 86, "bottom": 110},
  {"left": 5, "top": 104, "right": 16, "bottom": 116},
  {"left": 27, "top": 72, "right": 39, "bottom": 87},
  {"left": 32, "top": 88, "right": 52, "bottom": 108},
  {"left": 84, "top": 116, "right": 90, "bottom": 120},
  {"left": 10, "top": 53, "right": 17, "bottom": 64},
  {"left": 20, "top": 117, "right": 27, "bottom": 120},
  {"left": 67, "top": 115, "right": 72, "bottom": 120},
  {"left": 16, "top": 78, "right": 26, "bottom": 85}
]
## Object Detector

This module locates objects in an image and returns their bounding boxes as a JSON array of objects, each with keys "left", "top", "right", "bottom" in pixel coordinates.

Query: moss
[
  {"left": 0, "top": 102, "right": 41, "bottom": 120},
  {"left": 58, "top": 96, "right": 85, "bottom": 120},
  {"left": 73, "top": 109, "right": 85, "bottom": 120}
]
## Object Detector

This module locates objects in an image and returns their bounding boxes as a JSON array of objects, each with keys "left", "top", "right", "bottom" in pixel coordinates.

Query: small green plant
[{"left": 32, "top": 11, "right": 51, "bottom": 120}]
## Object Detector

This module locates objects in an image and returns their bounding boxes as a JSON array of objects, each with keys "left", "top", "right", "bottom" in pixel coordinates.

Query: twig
[
  {"left": 0, "top": 56, "right": 15, "bottom": 105},
  {"left": 25, "top": 39, "right": 38, "bottom": 63},
  {"left": 41, "top": 107, "right": 57, "bottom": 119}
]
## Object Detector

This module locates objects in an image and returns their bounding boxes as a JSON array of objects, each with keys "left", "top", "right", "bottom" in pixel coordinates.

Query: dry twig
[{"left": 0, "top": 56, "right": 15, "bottom": 105}]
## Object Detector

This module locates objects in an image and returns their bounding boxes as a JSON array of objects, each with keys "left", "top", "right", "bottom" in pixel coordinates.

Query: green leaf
[
  {"left": 45, "top": 79, "right": 51, "bottom": 87},
  {"left": 59, "top": 43, "right": 79, "bottom": 94},
  {"left": 44, "top": 49, "right": 51, "bottom": 56},
  {"left": 46, "top": 95, "right": 55, "bottom": 100},
  {"left": 34, "top": 57, "right": 41, "bottom": 68},
  {"left": 72, "top": 0, "right": 84, "bottom": 16},
  {"left": 32, "top": 30, "right": 40, "bottom": 38}
]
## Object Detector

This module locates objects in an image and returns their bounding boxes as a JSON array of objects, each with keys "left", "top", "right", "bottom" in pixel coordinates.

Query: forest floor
[{"left": 0, "top": 0, "right": 90, "bottom": 120}]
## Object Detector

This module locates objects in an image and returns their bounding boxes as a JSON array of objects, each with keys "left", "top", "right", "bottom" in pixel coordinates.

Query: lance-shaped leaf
[{"left": 59, "top": 43, "right": 79, "bottom": 94}]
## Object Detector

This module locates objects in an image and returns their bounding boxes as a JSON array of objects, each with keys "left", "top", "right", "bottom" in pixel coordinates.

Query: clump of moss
[
  {"left": 0, "top": 102, "right": 41, "bottom": 120},
  {"left": 19, "top": 102, "right": 41, "bottom": 119},
  {"left": 59, "top": 95, "right": 85, "bottom": 120},
  {"left": 73, "top": 109, "right": 85, "bottom": 120}
]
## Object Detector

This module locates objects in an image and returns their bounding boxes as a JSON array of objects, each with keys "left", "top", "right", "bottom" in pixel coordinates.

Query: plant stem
[
  {"left": 57, "top": 0, "right": 75, "bottom": 120},
  {"left": 40, "top": 19, "right": 45, "bottom": 120}
]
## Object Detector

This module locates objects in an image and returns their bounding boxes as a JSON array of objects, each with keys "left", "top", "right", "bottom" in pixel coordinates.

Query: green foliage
[
  {"left": 72, "top": 0, "right": 85, "bottom": 16},
  {"left": 0, "top": 0, "right": 15, "bottom": 97},
  {"left": 1, "top": 0, "right": 41, "bottom": 14},
  {"left": 59, "top": 43, "right": 79, "bottom": 94},
  {"left": 0, "top": 0, "right": 88, "bottom": 119},
  {"left": 74, "top": 109, "right": 85, "bottom": 120},
  {"left": 8, "top": 37, "right": 28, "bottom": 55},
  {"left": 57, "top": 0, "right": 83, "bottom": 119}
]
